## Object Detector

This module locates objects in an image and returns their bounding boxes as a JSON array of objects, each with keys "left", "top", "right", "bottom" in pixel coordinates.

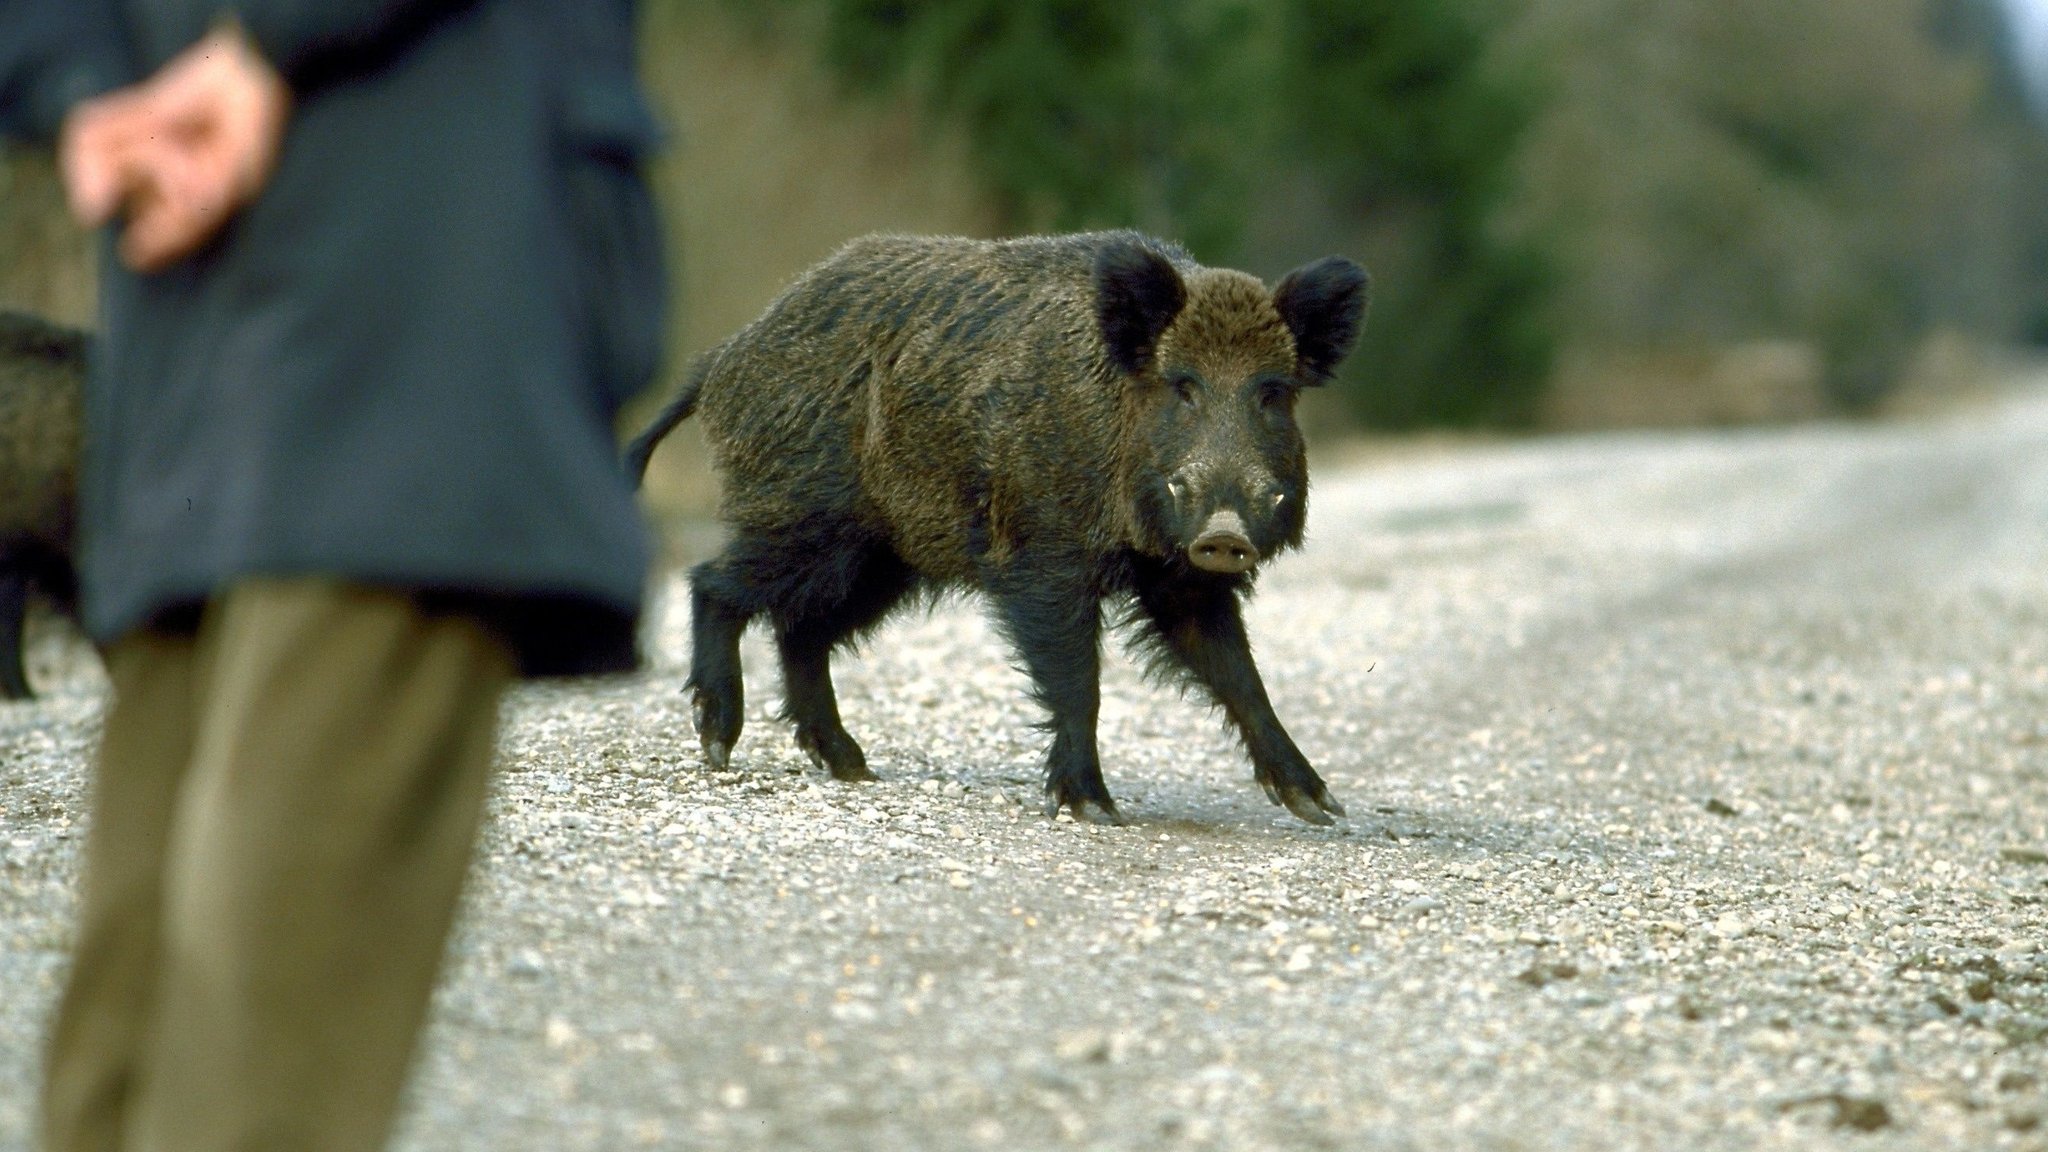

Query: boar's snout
[{"left": 1189, "top": 509, "right": 1259, "bottom": 574}]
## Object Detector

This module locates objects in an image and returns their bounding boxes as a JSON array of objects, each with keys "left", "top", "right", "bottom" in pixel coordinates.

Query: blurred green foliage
[
  {"left": 729, "top": 0, "right": 1550, "bottom": 427},
  {"left": 1276, "top": 0, "right": 1554, "bottom": 426},
  {"left": 811, "top": 1, "right": 1274, "bottom": 260}
]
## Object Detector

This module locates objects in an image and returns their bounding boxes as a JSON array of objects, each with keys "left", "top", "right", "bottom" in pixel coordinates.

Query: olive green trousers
[{"left": 41, "top": 578, "right": 515, "bottom": 1152}]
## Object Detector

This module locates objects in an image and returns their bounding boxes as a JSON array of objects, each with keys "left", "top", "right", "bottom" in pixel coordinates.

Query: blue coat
[{"left": 1, "top": 0, "right": 665, "bottom": 675}]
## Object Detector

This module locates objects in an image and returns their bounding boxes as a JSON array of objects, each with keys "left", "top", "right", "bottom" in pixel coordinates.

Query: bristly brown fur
[{"left": 631, "top": 230, "right": 1369, "bottom": 824}]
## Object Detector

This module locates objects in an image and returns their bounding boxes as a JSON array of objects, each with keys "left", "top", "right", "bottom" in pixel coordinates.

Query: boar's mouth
[{"left": 1187, "top": 509, "right": 1260, "bottom": 574}]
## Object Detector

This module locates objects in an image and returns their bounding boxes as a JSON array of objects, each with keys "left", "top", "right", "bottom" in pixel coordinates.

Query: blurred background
[{"left": 7, "top": 0, "right": 2048, "bottom": 511}]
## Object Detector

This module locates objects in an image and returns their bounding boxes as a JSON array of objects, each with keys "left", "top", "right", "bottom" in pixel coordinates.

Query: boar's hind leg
[
  {"left": 992, "top": 577, "right": 1121, "bottom": 824},
  {"left": 687, "top": 549, "right": 771, "bottom": 771},
  {"left": 774, "top": 548, "right": 917, "bottom": 783},
  {"left": 1132, "top": 572, "right": 1344, "bottom": 826},
  {"left": 0, "top": 570, "right": 30, "bottom": 701}
]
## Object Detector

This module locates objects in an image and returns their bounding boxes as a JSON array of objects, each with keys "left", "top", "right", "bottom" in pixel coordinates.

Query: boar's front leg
[
  {"left": 1132, "top": 569, "right": 1344, "bottom": 826},
  {"left": 991, "top": 574, "right": 1121, "bottom": 824}
]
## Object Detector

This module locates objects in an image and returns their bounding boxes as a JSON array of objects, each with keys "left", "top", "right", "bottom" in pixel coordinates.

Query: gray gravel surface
[{"left": 5, "top": 386, "right": 2048, "bottom": 1151}]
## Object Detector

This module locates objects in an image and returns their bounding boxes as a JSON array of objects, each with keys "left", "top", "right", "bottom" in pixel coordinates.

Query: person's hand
[{"left": 59, "top": 24, "right": 291, "bottom": 273}]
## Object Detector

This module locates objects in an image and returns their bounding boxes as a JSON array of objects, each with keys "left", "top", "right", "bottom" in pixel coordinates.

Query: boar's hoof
[
  {"left": 1259, "top": 775, "right": 1345, "bottom": 826},
  {"left": 691, "top": 686, "right": 743, "bottom": 771},
  {"left": 1280, "top": 790, "right": 1339, "bottom": 826},
  {"left": 1043, "top": 794, "right": 1127, "bottom": 826},
  {"left": 1189, "top": 510, "right": 1259, "bottom": 574},
  {"left": 795, "top": 726, "right": 878, "bottom": 783}
]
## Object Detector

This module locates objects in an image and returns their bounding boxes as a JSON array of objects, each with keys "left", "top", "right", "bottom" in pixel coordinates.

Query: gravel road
[{"left": 4, "top": 384, "right": 2048, "bottom": 1151}]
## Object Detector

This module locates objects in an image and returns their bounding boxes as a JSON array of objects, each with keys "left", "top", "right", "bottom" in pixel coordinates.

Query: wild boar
[{"left": 626, "top": 231, "right": 1367, "bottom": 824}]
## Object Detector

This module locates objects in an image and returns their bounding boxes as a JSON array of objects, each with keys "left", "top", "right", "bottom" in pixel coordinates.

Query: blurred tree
[
  {"left": 800, "top": 0, "right": 1277, "bottom": 258},
  {"left": 1501, "top": 0, "right": 2048, "bottom": 409},
  {"left": 1275, "top": 0, "right": 1554, "bottom": 426}
]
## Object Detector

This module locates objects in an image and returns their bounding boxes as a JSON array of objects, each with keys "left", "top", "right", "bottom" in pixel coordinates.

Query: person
[{"left": 0, "top": 2, "right": 667, "bottom": 1149}]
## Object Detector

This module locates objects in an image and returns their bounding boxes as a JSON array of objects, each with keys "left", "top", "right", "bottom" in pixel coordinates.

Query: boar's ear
[
  {"left": 1095, "top": 240, "right": 1186, "bottom": 376},
  {"left": 1274, "top": 256, "right": 1370, "bottom": 384}
]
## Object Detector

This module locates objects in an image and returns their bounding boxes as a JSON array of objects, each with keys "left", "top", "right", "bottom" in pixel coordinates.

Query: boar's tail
[{"left": 621, "top": 345, "right": 718, "bottom": 487}]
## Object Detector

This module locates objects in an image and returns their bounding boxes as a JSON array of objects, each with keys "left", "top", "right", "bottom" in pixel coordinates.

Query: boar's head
[{"left": 1096, "top": 240, "right": 1369, "bottom": 576}]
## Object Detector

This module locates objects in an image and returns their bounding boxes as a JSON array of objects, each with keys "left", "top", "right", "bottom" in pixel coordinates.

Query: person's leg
[
  {"left": 40, "top": 630, "right": 201, "bottom": 1152},
  {"left": 126, "top": 578, "right": 515, "bottom": 1152}
]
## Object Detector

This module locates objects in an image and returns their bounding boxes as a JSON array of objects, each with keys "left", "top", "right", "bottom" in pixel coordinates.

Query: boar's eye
[
  {"left": 1254, "top": 377, "right": 1297, "bottom": 412},
  {"left": 1167, "top": 370, "right": 1200, "bottom": 407}
]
